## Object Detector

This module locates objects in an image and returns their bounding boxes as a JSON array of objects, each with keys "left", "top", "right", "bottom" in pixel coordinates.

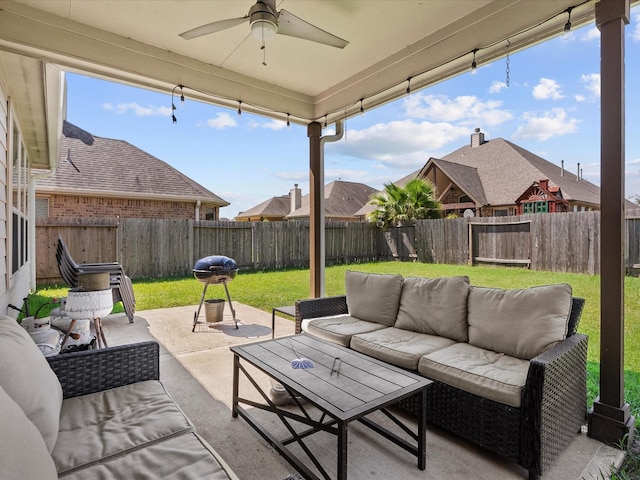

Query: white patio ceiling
[{"left": 1, "top": 0, "right": 602, "bottom": 134}]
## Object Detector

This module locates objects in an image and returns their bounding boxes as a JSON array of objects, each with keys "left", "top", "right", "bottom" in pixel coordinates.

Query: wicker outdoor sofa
[
  {"left": 0, "top": 315, "right": 239, "bottom": 480},
  {"left": 294, "top": 271, "right": 588, "bottom": 480}
]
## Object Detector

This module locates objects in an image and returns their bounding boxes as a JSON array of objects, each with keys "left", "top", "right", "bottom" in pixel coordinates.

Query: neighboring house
[
  {"left": 235, "top": 184, "right": 302, "bottom": 222},
  {"left": 35, "top": 121, "right": 229, "bottom": 220},
  {"left": 286, "top": 180, "right": 377, "bottom": 222},
  {"left": 358, "top": 128, "right": 606, "bottom": 219}
]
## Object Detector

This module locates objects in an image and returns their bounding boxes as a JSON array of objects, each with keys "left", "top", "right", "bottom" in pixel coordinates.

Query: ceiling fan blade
[
  {"left": 276, "top": 9, "right": 348, "bottom": 49},
  {"left": 179, "top": 16, "right": 249, "bottom": 40}
]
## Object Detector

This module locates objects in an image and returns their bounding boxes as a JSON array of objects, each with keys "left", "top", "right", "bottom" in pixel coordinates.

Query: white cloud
[
  {"left": 262, "top": 119, "right": 288, "bottom": 131},
  {"left": 489, "top": 81, "right": 507, "bottom": 94},
  {"left": 633, "top": 14, "right": 640, "bottom": 42},
  {"left": 275, "top": 171, "right": 308, "bottom": 181},
  {"left": 626, "top": 157, "right": 640, "bottom": 198},
  {"left": 580, "top": 27, "right": 600, "bottom": 42},
  {"left": 532, "top": 78, "right": 564, "bottom": 100},
  {"left": 403, "top": 93, "right": 513, "bottom": 127},
  {"left": 580, "top": 73, "right": 600, "bottom": 98},
  {"left": 103, "top": 102, "right": 171, "bottom": 116},
  {"left": 575, "top": 94, "right": 586, "bottom": 102},
  {"left": 204, "top": 112, "right": 237, "bottom": 129},
  {"left": 328, "top": 119, "right": 470, "bottom": 169},
  {"left": 512, "top": 108, "right": 579, "bottom": 141}
]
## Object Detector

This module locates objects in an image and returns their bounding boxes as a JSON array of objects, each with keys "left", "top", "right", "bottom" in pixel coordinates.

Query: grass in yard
[{"left": 32, "top": 262, "right": 640, "bottom": 418}]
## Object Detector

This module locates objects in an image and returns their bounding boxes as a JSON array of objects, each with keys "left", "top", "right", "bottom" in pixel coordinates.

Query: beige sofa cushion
[
  {"left": 467, "top": 284, "right": 572, "bottom": 360},
  {"left": 53, "top": 380, "right": 194, "bottom": 475},
  {"left": 351, "top": 327, "right": 456, "bottom": 370},
  {"left": 0, "top": 385, "right": 58, "bottom": 480},
  {"left": 418, "top": 343, "right": 530, "bottom": 408},
  {"left": 345, "top": 270, "right": 403, "bottom": 326},
  {"left": 60, "top": 432, "right": 239, "bottom": 480},
  {"left": 0, "top": 315, "right": 63, "bottom": 452},
  {"left": 395, "top": 276, "right": 470, "bottom": 341},
  {"left": 302, "top": 314, "right": 387, "bottom": 347}
]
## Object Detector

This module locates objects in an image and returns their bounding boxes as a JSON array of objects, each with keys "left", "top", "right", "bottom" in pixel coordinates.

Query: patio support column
[
  {"left": 308, "top": 121, "right": 323, "bottom": 298},
  {"left": 588, "top": 0, "right": 634, "bottom": 446}
]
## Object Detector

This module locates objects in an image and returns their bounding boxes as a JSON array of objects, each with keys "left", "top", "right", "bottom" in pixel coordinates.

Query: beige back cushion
[
  {"left": 345, "top": 270, "right": 403, "bottom": 326},
  {"left": 395, "top": 276, "right": 470, "bottom": 342},
  {"left": 0, "top": 384, "right": 58, "bottom": 479},
  {"left": 467, "top": 284, "right": 572, "bottom": 360},
  {"left": 0, "top": 315, "right": 63, "bottom": 452}
]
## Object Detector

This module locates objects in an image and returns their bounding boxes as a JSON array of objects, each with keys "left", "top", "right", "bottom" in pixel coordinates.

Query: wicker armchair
[{"left": 295, "top": 295, "right": 587, "bottom": 480}]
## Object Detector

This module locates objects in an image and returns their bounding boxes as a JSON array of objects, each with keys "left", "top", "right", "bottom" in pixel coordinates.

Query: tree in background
[{"left": 366, "top": 178, "right": 441, "bottom": 227}]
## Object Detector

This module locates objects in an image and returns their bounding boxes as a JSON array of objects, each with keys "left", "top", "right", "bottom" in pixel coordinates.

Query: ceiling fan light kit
[{"left": 249, "top": 2, "right": 278, "bottom": 41}]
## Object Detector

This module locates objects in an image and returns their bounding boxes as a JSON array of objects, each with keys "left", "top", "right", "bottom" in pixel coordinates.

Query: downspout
[
  {"left": 195, "top": 200, "right": 201, "bottom": 221},
  {"left": 318, "top": 121, "right": 344, "bottom": 296}
]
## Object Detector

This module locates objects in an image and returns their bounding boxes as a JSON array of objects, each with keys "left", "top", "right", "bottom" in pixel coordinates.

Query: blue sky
[{"left": 65, "top": 9, "right": 640, "bottom": 219}]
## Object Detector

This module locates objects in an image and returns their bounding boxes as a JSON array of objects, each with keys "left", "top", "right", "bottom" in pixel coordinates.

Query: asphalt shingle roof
[
  {"left": 438, "top": 138, "right": 600, "bottom": 206},
  {"left": 286, "top": 180, "right": 378, "bottom": 219},
  {"left": 236, "top": 195, "right": 291, "bottom": 219},
  {"left": 37, "top": 121, "right": 228, "bottom": 205}
]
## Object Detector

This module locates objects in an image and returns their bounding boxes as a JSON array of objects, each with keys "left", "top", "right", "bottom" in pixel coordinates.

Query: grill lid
[{"left": 193, "top": 255, "right": 238, "bottom": 284}]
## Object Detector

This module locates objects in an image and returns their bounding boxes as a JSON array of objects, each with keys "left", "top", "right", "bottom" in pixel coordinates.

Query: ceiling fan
[{"left": 179, "top": 0, "right": 349, "bottom": 49}]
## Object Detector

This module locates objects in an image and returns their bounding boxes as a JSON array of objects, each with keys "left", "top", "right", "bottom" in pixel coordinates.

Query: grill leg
[
  {"left": 222, "top": 280, "right": 238, "bottom": 329},
  {"left": 192, "top": 283, "right": 209, "bottom": 332}
]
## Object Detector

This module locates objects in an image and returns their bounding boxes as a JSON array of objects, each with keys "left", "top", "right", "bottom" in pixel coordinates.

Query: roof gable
[{"left": 425, "top": 158, "right": 488, "bottom": 206}]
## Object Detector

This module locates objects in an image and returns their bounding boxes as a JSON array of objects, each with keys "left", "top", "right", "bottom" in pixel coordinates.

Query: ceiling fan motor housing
[{"left": 249, "top": 1, "right": 278, "bottom": 40}]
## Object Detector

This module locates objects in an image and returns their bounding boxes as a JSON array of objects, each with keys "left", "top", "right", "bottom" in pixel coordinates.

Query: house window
[
  {"left": 494, "top": 209, "right": 508, "bottom": 216},
  {"left": 35, "top": 197, "right": 49, "bottom": 218},
  {"left": 535, "top": 201, "right": 548, "bottom": 213},
  {"left": 10, "top": 118, "right": 29, "bottom": 275},
  {"left": 523, "top": 201, "right": 548, "bottom": 214}
]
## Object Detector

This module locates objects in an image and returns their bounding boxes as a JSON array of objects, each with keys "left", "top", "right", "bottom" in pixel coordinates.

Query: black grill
[{"left": 193, "top": 255, "right": 238, "bottom": 284}]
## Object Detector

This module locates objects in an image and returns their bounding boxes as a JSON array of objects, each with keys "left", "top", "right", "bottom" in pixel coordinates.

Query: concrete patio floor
[{"left": 99, "top": 303, "right": 625, "bottom": 480}]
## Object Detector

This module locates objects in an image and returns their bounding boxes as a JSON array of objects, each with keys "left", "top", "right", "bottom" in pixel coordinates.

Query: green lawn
[{"left": 32, "top": 261, "right": 640, "bottom": 417}]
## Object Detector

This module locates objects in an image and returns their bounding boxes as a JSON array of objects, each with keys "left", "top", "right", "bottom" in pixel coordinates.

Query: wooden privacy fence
[{"left": 36, "top": 211, "right": 624, "bottom": 284}]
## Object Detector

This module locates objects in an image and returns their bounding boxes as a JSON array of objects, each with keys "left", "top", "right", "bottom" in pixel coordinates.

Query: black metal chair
[{"left": 56, "top": 234, "right": 136, "bottom": 323}]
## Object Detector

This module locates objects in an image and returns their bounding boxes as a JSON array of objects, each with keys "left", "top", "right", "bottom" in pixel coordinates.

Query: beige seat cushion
[
  {"left": 0, "top": 315, "right": 63, "bottom": 452},
  {"left": 0, "top": 384, "right": 58, "bottom": 480},
  {"left": 302, "top": 314, "right": 387, "bottom": 347},
  {"left": 53, "top": 380, "right": 194, "bottom": 475},
  {"left": 418, "top": 343, "right": 530, "bottom": 408},
  {"left": 60, "top": 432, "right": 239, "bottom": 480},
  {"left": 345, "top": 270, "right": 403, "bottom": 326},
  {"left": 467, "top": 284, "right": 572, "bottom": 360},
  {"left": 351, "top": 327, "right": 456, "bottom": 370},
  {"left": 394, "top": 276, "right": 470, "bottom": 341}
]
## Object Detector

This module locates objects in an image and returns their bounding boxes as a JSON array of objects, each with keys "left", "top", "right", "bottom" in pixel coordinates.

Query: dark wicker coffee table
[{"left": 231, "top": 334, "right": 431, "bottom": 480}]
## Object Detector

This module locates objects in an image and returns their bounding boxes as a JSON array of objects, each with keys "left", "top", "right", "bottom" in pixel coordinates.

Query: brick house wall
[{"left": 41, "top": 194, "right": 216, "bottom": 219}]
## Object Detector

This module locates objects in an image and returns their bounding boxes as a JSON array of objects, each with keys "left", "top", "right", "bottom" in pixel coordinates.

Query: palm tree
[{"left": 366, "top": 178, "right": 441, "bottom": 227}]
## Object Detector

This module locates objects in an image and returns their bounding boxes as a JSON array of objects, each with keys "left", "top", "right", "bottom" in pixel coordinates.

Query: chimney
[
  {"left": 561, "top": 160, "right": 564, "bottom": 177},
  {"left": 539, "top": 179, "right": 549, "bottom": 190},
  {"left": 470, "top": 128, "right": 485, "bottom": 148},
  {"left": 290, "top": 184, "right": 301, "bottom": 213},
  {"left": 577, "top": 163, "right": 580, "bottom": 181}
]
